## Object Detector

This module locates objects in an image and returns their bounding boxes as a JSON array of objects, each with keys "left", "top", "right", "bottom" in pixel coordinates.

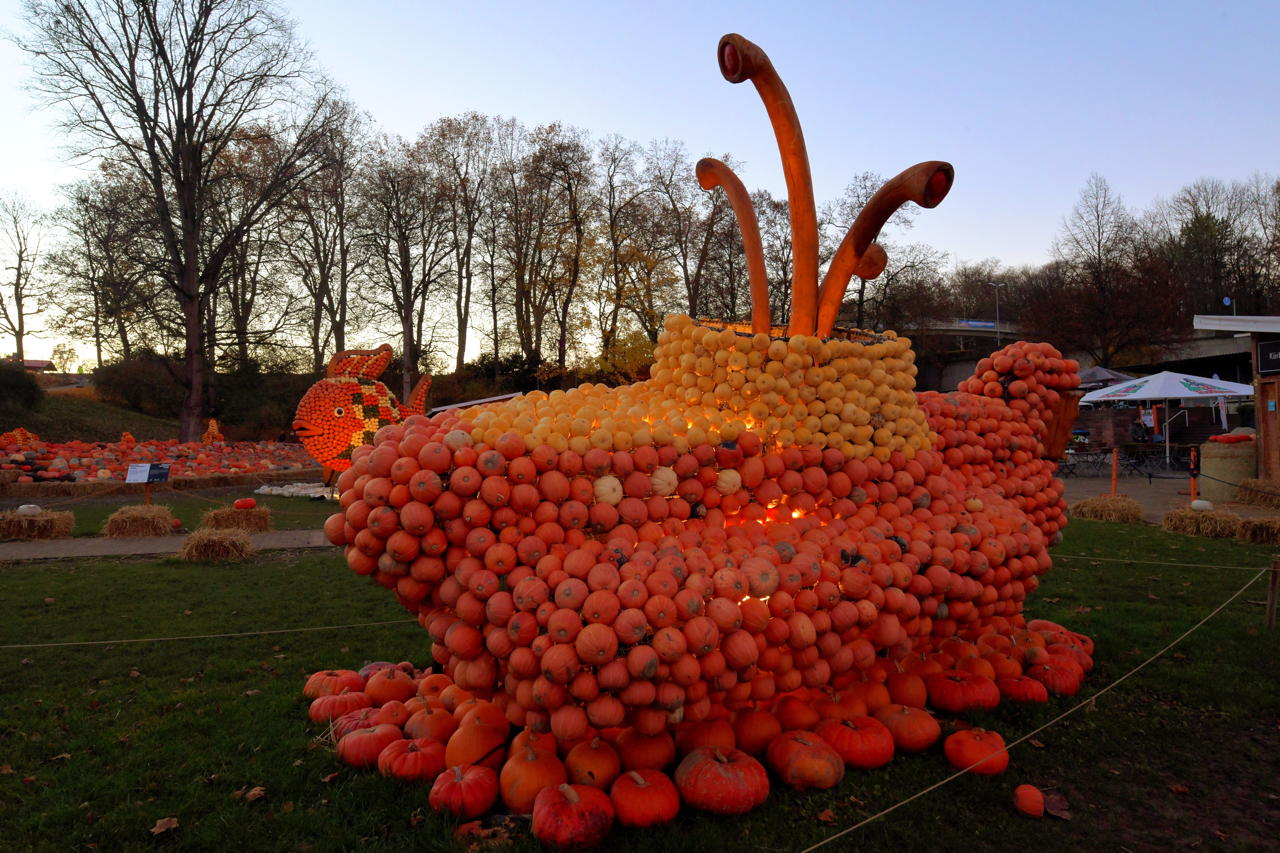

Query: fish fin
[
  {"left": 406, "top": 373, "right": 432, "bottom": 415},
  {"left": 326, "top": 344, "right": 394, "bottom": 380}
]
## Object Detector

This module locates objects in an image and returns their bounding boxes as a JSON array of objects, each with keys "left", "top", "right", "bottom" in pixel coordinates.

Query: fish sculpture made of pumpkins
[{"left": 294, "top": 345, "right": 432, "bottom": 475}]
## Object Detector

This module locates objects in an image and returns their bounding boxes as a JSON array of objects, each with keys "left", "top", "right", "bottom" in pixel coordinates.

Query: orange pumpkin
[
  {"left": 565, "top": 737, "right": 621, "bottom": 789},
  {"left": 943, "top": 728, "right": 1009, "bottom": 775},
  {"left": 500, "top": 744, "right": 569, "bottom": 814},
  {"left": 766, "top": 730, "right": 845, "bottom": 790},
  {"left": 609, "top": 769, "right": 680, "bottom": 827}
]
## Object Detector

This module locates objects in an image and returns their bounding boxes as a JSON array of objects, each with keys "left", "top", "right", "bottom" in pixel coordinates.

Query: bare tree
[
  {"left": 824, "top": 171, "right": 915, "bottom": 330},
  {"left": 1018, "top": 174, "right": 1181, "bottom": 366},
  {"left": 0, "top": 192, "right": 46, "bottom": 364},
  {"left": 424, "top": 112, "right": 493, "bottom": 371},
  {"left": 489, "top": 119, "right": 562, "bottom": 370},
  {"left": 45, "top": 176, "right": 160, "bottom": 366},
  {"left": 645, "top": 140, "right": 728, "bottom": 319},
  {"left": 532, "top": 125, "right": 595, "bottom": 373},
  {"left": 19, "top": 0, "right": 334, "bottom": 439},
  {"left": 358, "top": 134, "right": 451, "bottom": 399},
  {"left": 281, "top": 99, "right": 369, "bottom": 373}
]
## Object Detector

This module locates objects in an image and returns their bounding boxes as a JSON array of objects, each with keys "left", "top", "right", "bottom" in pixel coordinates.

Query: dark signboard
[
  {"left": 1259, "top": 340, "right": 1280, "bottom": 375},
  {"left": 126, "top": 463, "right": 171, "bottom": 484}
]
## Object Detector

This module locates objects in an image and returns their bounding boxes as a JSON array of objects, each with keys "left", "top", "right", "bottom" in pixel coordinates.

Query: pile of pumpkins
[
  {"left": 307, "top": 318, "right": 1090, "bottom": 845},
  {"left": 0, "top": 436, "right": 315, "bottom": 483},
  {"left": 305, "top": 623, "right": 1073, "bottom": 845}
]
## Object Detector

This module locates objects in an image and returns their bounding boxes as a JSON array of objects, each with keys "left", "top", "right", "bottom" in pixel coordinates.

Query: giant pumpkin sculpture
[{"left": 305, "top": 34, "right": 1090, "bottom": 834}]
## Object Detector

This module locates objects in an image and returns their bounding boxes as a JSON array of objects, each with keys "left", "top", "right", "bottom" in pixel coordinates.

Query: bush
[
  {"left": 430, "top": 352, "right": 540, "bottom": 408},
  {"left": 212, "top": 363, "right": 315, "bottom": 440},
  {"left": 0, "top": 362, "right": 44, "bottom": 413},
  {"left": 94, "top": 352, "right": 185, "bottom": 417}
]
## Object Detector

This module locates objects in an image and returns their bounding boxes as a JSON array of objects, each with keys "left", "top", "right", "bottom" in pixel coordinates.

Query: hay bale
[
  {"left": 102, "top": 504, "right": 176, "bottom": 538},
  {"left": 1236, "top": 517, "right": 1280, "bottom": 545},
  {"left": 0, "top": 510, "right": 74, "bottom": 540},
  {"left": 1069, "top": 495, "right": 1144, "bottom": 524},
  {"left": 1161, "top": 508, "right": 1241, "bottom": 538},
  {"left": 200, "top": 506, "right": 271, "bottom": 532},
  {"left": 179, "top": 528, "right": 255, "bottom": 562},
  {"left": 1235, "top": 479, "right": 1280, "bottom": 509}
]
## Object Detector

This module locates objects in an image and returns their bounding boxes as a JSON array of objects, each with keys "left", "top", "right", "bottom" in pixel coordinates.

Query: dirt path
[
  {"left": 1064, "top": 471, "right": 1280, "bottom": 524},
  {"left": 0, "top": 528, "right": 328, "bottom": 562}
]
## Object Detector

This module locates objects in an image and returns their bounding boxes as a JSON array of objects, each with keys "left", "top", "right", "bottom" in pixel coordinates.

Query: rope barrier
[
  {"left": 799, "top": 566, "right": 1266, "bottom": 852},
  {"left": 1052, "top": 552, "right": 1270, "bottom": 572},
  {"left": 0, "top": 618, "right": 417, "bottom": 650}
]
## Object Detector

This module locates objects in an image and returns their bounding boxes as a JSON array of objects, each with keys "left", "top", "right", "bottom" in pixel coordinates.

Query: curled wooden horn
[
  {"left": 697, "top": 158, "right": 772, "bottom": 334},
  {"left": 717, "top": 33, "right": 819, "bottom": 336},
  {"left": 815, "top": 161, "right": 954, "bottom": 337}
]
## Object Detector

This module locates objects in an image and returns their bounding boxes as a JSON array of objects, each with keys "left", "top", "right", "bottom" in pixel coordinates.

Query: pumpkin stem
[{"left": 560, "top": 783, "right": 579, "bottom": 804}]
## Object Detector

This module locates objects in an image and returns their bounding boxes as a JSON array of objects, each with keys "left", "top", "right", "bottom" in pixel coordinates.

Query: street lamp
[{"left": 989, "top": 281, "right": 1006, "bottom": 346}]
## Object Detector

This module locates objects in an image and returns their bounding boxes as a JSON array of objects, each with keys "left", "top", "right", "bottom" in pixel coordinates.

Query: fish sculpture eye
[{"left": 334, "top": 406, "right": 345, "bottom": 418}]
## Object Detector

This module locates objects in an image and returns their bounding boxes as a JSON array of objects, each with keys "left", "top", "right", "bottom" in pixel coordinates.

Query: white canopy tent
[{"left": 1080, "top": 371, "right": 1254, "bottom": 466}]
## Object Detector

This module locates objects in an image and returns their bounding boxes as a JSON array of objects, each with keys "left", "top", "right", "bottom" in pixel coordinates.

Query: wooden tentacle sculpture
[
  {"left": 717, "top": 33, "right": 819, "bottom": 336},
  {"left": 815, "top": 161, "right": 954, "bottom": 337},
  {"left": 696, "top": 158, "right": 772, "bottom": 333},
  {"left": 710, "top": 34, "right": 953, "bottom": 339}
]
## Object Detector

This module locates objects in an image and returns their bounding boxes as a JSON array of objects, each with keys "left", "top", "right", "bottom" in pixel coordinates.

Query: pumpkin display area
[
  {"left": 295, "top": 33, "right": 1095, "bottom": 848},
  {"left": 297, "top": 321, "right": 1093, "bottom": 842}
]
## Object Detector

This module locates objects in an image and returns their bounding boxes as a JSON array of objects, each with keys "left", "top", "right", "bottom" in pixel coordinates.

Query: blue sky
[{"left": 1, "top": 0, "right": 1277, "bottom": 360}]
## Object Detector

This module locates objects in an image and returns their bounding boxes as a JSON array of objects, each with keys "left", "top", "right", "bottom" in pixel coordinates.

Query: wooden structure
[{"left": 1193, "top": 315, "right": 1280, "bottom": 479}]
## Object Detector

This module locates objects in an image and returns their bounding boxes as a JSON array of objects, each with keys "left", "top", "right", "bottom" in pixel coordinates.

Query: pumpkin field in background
[
  {"left": 0, "top": 435, "right": 314, "bottom": 483},
  {"left": 296, "top": 33, "right": 1093, "bottom": 848}
]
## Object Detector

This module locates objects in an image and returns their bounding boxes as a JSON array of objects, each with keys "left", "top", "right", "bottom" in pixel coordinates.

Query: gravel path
[{"left": 0, "top": 528, "right": 328, "bottom": 562}]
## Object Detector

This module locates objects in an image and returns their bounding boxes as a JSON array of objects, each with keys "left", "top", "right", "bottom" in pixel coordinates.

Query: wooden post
[
  {"left": 1110, "top": 448, "right": 1119, "bottom": 496},
  {"left": 1189, "top": 448, "right": 1198, "bottom": 504},
  {"left": 1267, "top": 558, "right": 1279, "bottom": 630}
]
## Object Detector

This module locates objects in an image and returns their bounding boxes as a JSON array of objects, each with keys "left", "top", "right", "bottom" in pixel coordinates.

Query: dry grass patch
[
  {"left": 1234, "top": 479, "right": 1280, "bottom": 509},
  {"left": 200, "top": 506, "right": 271, "bottom": 532},
  {"left": 1236, "top": 516, "right": 1280, "bottom": 545},
  {"left": 1069, "top": 495, "right": 1144, "bottom": 524},
  {"left": 0, "top": 510, "right": 74, "bottom": 540},
  {"left": 178, "top": 528, "right": 255, "bottom": 562},
  {"left": 1161, "top": 508, "right": 1242, "bottom": 539},
  {"left": 101, "top": 504, "right": 176, "bottom": 537}
]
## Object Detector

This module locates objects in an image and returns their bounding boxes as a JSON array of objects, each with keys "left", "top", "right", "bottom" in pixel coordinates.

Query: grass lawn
[
  {"left": 1, "top": 522, "right": 1278, "bottom": 851},
  {"left": 1, "top": 395, "right": 179, "bottom": 444},
  {"left": 57, "top": 488, "right": 336, "bottom": 537}
]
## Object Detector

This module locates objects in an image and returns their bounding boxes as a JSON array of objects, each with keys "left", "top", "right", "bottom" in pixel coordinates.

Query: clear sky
[{"left": 1, "top": 0, "right": 1277, "bottom": 361}]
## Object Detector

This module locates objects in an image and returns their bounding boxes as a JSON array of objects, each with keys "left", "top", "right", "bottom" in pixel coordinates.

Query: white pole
[{"left": 1164, "top": 398, "right": 1171, "bottom": 469}]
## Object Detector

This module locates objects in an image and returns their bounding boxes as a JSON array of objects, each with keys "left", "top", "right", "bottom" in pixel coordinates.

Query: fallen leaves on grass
[
  {"left": 320, "top": 772, "right": 340, "bottom": 783},
  {"left": 1043, "top": 792, "right": 1072, "bottom": 820},
  {"left": 232, "top": 785, "right": 266, "bottom": 802},
  {"left": 149, "top": 817, "right": 178, "bottom": 835},
  {"left": 1169, "top": 783, "right": 1190, "bottom": 794},
  {"left": 454, "top": 815, "right": 523, "bottom": 850},
  {"left": 815, "top": 808, "right": 837, "bottom": 824}
]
